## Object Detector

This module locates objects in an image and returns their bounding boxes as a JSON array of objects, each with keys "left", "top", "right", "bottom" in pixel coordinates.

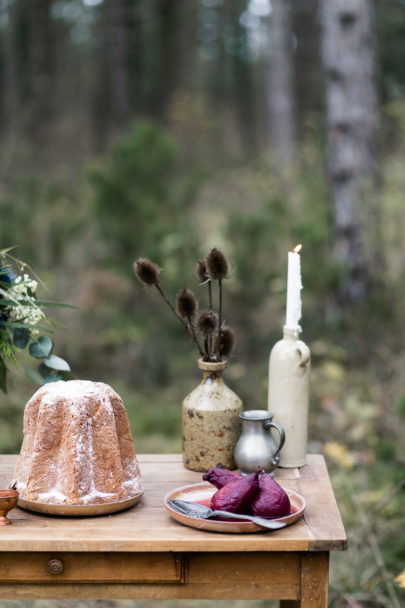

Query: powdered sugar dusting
[{"left": 14, "top": 380, "right": 143, "bottom": 505}]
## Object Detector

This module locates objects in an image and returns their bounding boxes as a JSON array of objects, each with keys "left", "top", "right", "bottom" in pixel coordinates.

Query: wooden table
[{"left": 0, "top": 453, "right": 346, "bottom": 606}]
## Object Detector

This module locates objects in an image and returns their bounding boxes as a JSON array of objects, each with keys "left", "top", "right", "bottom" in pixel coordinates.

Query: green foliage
[
  {"left": 0, "top": 251, "right": 74, "bottom": 391},
  {"left": 397, "top": 395, "right": 405, "bottom": 418},
  {"left": 28, "top": 335, "right": 53, "bottom": 358},
  {"left": 79, "top": 121, "right": 206, "bottom": 387},
  {"left": 89, "top": 121, "right": 201, "bottom": 270},
  {"left": 0, "top": 176, "right": 85, "bottom": 268},
  {"left": 24, "top": 338, "right": 72, "bottom": 386}
]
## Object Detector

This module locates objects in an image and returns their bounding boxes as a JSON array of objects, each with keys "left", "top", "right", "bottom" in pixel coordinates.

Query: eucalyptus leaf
[
  {"left": 42, "top": 374, "right": 63, "bottom": 384},
  {"left": 43, "top": 354, "right": 71, "bottom": 372},
  {"left": 24, "top": 365, "right": 44, "bottom": 385},
  {"left": 29, "top": 336, "right": 54, "bottom": 358},
  {"left": 38, "top": 362, "right": 61, "bottom": 379},
  {"left": 13, "top": 328, "right": 30, "bottom": 349}
]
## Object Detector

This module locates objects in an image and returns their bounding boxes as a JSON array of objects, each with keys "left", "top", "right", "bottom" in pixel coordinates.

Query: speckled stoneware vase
[{"left": 182, "top": 359, "right": 243, "bottom": 472}]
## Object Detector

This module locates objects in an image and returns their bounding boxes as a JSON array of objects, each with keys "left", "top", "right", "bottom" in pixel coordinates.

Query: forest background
[{"left": 0, "top": 0, "right": 404, "bottom": 606}]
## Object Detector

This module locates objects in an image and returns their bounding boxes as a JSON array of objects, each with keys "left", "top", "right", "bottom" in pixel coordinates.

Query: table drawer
[{"left": 0, "top": 552, "right": 185, "bottom": 584}]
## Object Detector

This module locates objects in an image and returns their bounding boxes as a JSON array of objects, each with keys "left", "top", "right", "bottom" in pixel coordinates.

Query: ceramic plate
[
  {"left": 164, "top": 482, "right": 305, "bottom": 533},
  {"left": 17, "top": 488, "right": 144, "bottom": 517}
]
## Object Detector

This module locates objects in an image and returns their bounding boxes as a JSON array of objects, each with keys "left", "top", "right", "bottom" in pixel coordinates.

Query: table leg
[
  {"left": 300, "top": 552, "right": 329, "bottom": 607},
  {"left": 280, "top": 552, "right": 329, "bottom": 607}
]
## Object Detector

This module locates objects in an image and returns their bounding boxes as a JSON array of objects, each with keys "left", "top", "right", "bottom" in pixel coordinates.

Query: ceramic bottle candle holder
[
  {"left": 267, "top": 327, "right": 311, "bottom": 467},
  {"left": 182, "top": 359, "right": 243, "bottom": 472}
]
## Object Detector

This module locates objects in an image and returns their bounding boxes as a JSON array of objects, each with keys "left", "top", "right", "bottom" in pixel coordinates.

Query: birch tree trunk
[
  {"left": 268, "top": 0, "right": 296, "bottom": 169},
  {"left": 320, "top": 0, "right": 379, "bottom": 302}
]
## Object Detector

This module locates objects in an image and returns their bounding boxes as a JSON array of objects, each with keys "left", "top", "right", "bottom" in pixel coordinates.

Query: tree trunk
[
  {"left": 2, "top": 0, "right": 20, "bottom": 134},
  {"left": 320, "top": 0, "right": 379, "bottom": 302},
  {"left": 292, "top": 0, "right": 322, "bottom": 134},
  {"left": 268, "top": 0, "right": 296, "bottom": 169},
  {"left": 28, "top": 0, "right": 54, "bottom": 142},
  {"left": 106, "top": 0, "right": 131, "bottom": 132}
]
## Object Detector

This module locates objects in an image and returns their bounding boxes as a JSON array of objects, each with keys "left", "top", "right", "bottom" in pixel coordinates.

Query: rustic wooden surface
[
  {"left": 0, "top": 454, "right": 346, "bottom": 604},
  {"left": 0, "top": 453, "right": 346, "bottom": 553}
]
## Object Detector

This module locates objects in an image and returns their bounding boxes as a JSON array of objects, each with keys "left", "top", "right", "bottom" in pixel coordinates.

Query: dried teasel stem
[
  {"left": 196, "top": 258, "right": 213, "bottom": 311},
  {"left": 133, "top": 258, "right": 162, "bottom": 286},
  {"left": 177, "top": 288, "right": 197, "bottom": 319},
  {"left": 205, "top": 248, "right": 230, "bottom": 281},
  {"left": 214, "top": 324, "right": 235, "bottom": 358},
  {"left": 197, "top": 310, "right": 218, "bottom": 360},
  {"left": 154, "top": 284, "right": 188, "bottom": 329},
  {"left": 188, "top": 321, "right": 205, "bottom": 358},
  {"left": 133, "top": 257, "right": 188, "bottom": 329},
  {"left": 196, "top": 310, "right": 218, "bottom": 335},
  {"left": 217, "top": 279, "right": 223, "bottom": 359},
  {"left": 134, "top": 250, "right": 234, "bottom": 363},
  {"left": 176, "top": 289, "right": 205, "bottom": 358},
  {"left": 195, "top": 259, "right": 208, "bottom": 284},
  {"left": 205, "top": 248, "right": 229, "bottom": 360}
]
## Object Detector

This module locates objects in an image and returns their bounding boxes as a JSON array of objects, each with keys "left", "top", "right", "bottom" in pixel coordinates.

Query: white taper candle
[{"left": 285, "top": 244, "right": 302, "bottom": 331}]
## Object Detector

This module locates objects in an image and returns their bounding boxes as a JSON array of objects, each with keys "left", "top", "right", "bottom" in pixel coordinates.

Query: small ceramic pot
[{"left": 0, "top": 489, "right": 19, "bottom": 525}]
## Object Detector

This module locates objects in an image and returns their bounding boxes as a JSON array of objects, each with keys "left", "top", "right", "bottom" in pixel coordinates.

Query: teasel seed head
[
  {"left": 176, "top": 288, "right": 197, "bottom": 318},
  {"left": 133, "top": 257, "right": 162, "bottom": 286},
  {"left": 196, "top": 310, "right": 218, "bottom": 335},
  {"left": 205, "top": 247, "right": 230, "bottom": 281},
  {"left": 195, "top": 258, "right": 209, "bottom": 283},
  {"left": 215, "top": 325, "right": 235, "bottom": 357}
]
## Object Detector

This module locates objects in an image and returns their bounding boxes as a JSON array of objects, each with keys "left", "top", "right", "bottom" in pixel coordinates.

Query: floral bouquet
[{"left": 0, "top": 248, "right": 73, "bottom": 393}]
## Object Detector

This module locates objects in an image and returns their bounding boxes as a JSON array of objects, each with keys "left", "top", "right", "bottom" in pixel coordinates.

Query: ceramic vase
[
  {"left": 182, "top": 359, "right": 243, "bottom": 472},
  {"left": 267, "top": 327, "right": 311, "bottom": 467}
]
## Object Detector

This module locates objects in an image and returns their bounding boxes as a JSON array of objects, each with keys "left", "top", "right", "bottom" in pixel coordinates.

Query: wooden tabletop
[{"left": 0, "top": 454, "right": 346, "bottom": 553}]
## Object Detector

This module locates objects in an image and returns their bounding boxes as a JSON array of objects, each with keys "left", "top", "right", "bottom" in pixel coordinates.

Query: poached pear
[
  {"left": 203, "top": 467, "right": 241, "bottom": 489},
  {"left": 210, "top": 469, "right": 260, "bottom": 513},
  {"left": 251, "top": 473, "right": 290, "bottom": 518}
]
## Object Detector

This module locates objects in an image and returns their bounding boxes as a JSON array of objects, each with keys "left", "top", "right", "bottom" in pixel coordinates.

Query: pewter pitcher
[{"left": 234, "top": 410, "right": 285, "bottom": 475}]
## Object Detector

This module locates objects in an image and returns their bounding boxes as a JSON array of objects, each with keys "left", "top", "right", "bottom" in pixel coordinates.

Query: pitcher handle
[
  {"left": 264, "top": 420, "right": 285, "bottom": 460},
  {"left": 296, "top": 342, "right": 311, "bottom": 367}
]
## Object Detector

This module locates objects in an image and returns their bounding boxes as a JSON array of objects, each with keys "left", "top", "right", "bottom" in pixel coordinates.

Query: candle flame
[{"left": 293, "top": 244, "right": 302, "bottom": 254}]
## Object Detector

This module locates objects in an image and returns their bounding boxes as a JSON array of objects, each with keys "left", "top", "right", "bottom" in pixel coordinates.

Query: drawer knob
[{"left": 47, "top": 558, "right": 64, "bottom": 575}]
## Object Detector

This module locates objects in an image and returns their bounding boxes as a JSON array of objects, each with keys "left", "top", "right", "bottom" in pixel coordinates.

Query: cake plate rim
[{"left": 16, "top": 487, "right": 144, "bottom": 517}]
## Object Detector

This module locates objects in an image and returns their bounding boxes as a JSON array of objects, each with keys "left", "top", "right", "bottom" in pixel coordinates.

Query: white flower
[
  {"left": 7, "top": 273, "right": 44, "bottom": 327},
  {"left": 9, "top": 304, "right": 45, "bottom": 325}
]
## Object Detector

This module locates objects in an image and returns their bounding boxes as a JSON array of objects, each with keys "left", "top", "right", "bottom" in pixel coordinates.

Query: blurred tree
[
  {"left": 92, "top": 0, "right": 132, "bottom": 144},
  {"left": 89, "top": 121, "right": 200, "bottom": 269},
  {"left": 268, "top": 0, "right": 296, "bottom": 168},
  {"left": 28, "top": 0, "right": 54, "bottom": 141},
  {"left": 2, "top": 0, "right": 30, "bottom": 137},
  {"left": 320, "top": 0, "right": 379, "bottom": 303},
  {"left": 292, "top": 0, "right": 323, "bottom": 134},
  {"left": 153, "top": 0, "right": 193, "bottom": 119},
  {"left": 2, "top": 0, "right": 55, "bottom": 142},
  {"left": 107, "top": 0, "right": 132, "bottom": 130},
  {"left": 229, "top": 0, "right": 258, "bottom": 152}
]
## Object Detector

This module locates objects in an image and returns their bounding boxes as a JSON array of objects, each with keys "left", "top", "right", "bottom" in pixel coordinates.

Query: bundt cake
[{"left": 13, "top": 380, "right": 142, "bottom": 505}]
